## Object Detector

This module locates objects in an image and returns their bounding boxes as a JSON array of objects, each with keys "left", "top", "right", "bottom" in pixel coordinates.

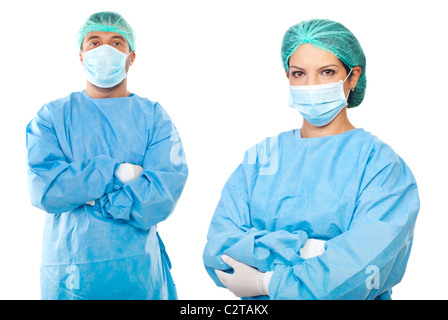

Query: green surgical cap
[
  {"left": 77, "top": 11, "right": 136, "bottom": 52},
  {"left": 281, "top": 19, "right": 366, "bottom": 108}
]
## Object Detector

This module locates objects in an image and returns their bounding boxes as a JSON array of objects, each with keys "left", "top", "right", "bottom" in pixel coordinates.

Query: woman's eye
[
  {"left": 321, "top": 69, "right": 335, "bottom": 76},
  {"left": 292, "top": 71, "right": 304, "bottom": 78}
]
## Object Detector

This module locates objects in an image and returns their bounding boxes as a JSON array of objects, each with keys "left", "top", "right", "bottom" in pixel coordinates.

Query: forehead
[
  {"left": 83, "top": 31, "right": 128, "bottom": 44},
  {"left": 289, "top": 43, "right": 342, "bottom": 67}
]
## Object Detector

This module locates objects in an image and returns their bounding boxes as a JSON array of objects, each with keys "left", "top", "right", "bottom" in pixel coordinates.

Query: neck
[
  {"left": 85, "top": 79, "right": 131, "bottom": 99},
  {"left": 300, "top": 108, "right": 356, "bottom": 138}
]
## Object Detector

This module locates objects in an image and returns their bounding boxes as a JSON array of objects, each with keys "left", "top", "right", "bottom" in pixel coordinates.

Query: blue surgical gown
[
  {"left": 26, "top": 90, "right": 188, "bottom": 300},
  {"left": 203, "top": 128, "right": 419, "bottom": 300}
]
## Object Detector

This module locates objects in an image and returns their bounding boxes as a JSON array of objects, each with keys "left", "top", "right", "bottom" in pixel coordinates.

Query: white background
[{"left": 0, "top": 0, "right": 446, "bottom": 300}]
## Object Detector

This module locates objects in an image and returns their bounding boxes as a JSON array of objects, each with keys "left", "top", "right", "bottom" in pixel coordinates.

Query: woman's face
[{"left": 287, "top": 43, "right": 358, "bottom": 96}]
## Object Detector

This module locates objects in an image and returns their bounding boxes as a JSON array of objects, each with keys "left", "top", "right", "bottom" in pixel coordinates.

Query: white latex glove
[
  {"left": 85, "top": 164, "right": 143, "bottom": 206},
  {"left": 300, "top": 238, "right": 326, "bottom": 259},
  {"left": 215, "top": 255, "right": 270, "bottom": 298},
  {"left": 116, "top": 163, "right": 144, "bottom": 184}
]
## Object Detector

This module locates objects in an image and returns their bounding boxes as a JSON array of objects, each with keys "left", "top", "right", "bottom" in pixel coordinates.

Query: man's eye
[
  {"left": 90, "top": 41, "right": 99, "bottom": 47},
  {"left": 113, "top": 41, "right": 122, "bottom": 46}
]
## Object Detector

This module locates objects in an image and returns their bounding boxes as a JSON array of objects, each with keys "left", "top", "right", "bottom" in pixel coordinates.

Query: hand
[
  {"left": 116, "top": 163, "right": 144, "bottom": 184},
  {"left": 215, "top": 255, "right": 269, "bottom": 298},
  {"left": 300, "top": 238, "right": 326, "bottom": 259}
]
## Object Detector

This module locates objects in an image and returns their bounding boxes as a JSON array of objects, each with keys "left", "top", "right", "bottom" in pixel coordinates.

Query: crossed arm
[
  {"left": 26, "top": 104, "right": 188, "bottom": 230},
  {"left": 203, "top": 146, "right": 419, "bottom": 299}
]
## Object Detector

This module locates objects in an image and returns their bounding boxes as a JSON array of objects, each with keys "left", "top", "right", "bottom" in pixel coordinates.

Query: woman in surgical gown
[{"left": 203, "top": 19, "right": 420, "bottom": 300}]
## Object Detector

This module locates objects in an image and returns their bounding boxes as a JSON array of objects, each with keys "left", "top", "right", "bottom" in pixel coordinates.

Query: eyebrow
[
  {"left": 85, "top": 35, "right": 100, "bottom": 42},
  {"left": 290, "top": 64, "right": 340, "bottom": 71},
  {"left": 289, "top": 65, "right": 306, "bottom": 71},
  {"left": 85, "top": 34, "right": 126, "bottom": 42},
  {"left": 318, "top": 64, "right": 340, "bottom": 70}
]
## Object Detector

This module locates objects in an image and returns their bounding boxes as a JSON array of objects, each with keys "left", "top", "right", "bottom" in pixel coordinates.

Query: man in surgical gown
[{"left": 26, "top": 11, "right": 188, "bottom": 300}]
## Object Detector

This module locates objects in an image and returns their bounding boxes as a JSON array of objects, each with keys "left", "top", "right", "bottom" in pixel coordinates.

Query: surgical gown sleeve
[
  {"left": 26, "top": 105, "right": 122, "bottom": 214},
  {"left": 269, "top": 143, "right": 420, "bottom": 300},
  {"left": 93, "top": 103, "right": 188, "bottom": 230},
  {"left": 203, "top": 140, "right": 309, "bottom": 288}
]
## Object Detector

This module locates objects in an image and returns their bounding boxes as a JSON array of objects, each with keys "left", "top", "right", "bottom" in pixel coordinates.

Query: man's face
[{"left": 79, "top": 31, "right": 135, "bottom": 70}]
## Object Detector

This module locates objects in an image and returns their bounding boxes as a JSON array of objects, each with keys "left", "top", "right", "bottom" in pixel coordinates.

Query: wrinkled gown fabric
[
  {"left": 26, "top": 90, "right": 188, "bottom": 299},
  {"left": 203, "top": 128, "right": 419, "bottom": 300}
]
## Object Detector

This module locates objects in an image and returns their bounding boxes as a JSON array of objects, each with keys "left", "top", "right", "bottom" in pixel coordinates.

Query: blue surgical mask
[
  {"left": 289, "top": 69, "right": 352, "bottom": 127},
  {"left": 82, "top": 45, "right": 131, "bottom": 88}
]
